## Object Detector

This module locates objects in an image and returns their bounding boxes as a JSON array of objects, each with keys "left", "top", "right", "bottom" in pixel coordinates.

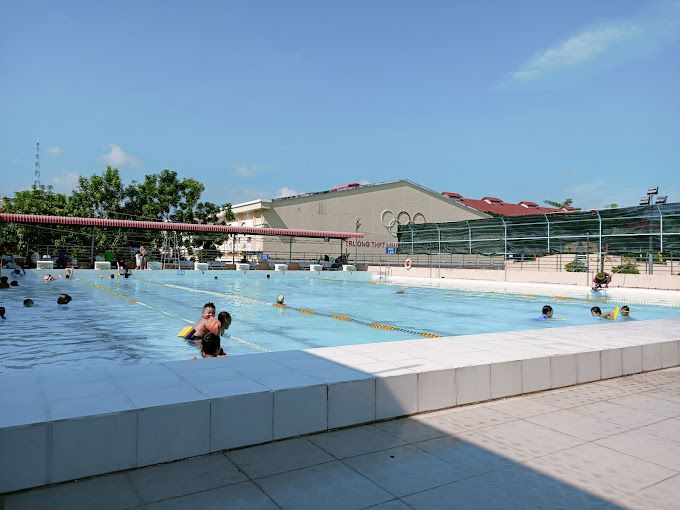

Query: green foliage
[
  {"left": 544, "top": 198, "right": 581, "bottom": 210},
  {"left": 612, "top": 259, "right": 640, "bottom": 274},
  {"left": 1, "top": 167, "right": 236, "bottom": 260},
  {"left": 564, "top": 258, "right": 588, "bottom": 272}
]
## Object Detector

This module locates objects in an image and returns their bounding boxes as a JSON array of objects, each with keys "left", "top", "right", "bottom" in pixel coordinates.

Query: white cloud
[
  {"left": 358, "top": 179, "right": 370, "bottom": 185},
  {"left": 46, "top": 146, "right": 63, "bottom": 157},
  {"left": 230, "top": 164, "right": 262, "bottom": 178},
  {"left": 272, "top": 187, "right": 302, "bottom": 199},
  {"left": 98, "top": 144, "right": 140, "bottom": 168},
  {"left": 50, "top": 171, "right": 80, "bottom": 193},
  {"left": 510, "top": 25, "right": 639, "bottom": 81}
]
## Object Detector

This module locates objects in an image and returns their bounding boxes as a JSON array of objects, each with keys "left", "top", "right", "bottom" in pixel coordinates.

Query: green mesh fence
[{"left": 397, "top": 203, "right": 680, "bottom": 256}]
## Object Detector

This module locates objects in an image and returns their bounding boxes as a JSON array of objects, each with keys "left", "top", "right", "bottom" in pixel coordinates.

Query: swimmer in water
[
  {"left": 23, "top": 299, "right": 34, "bottom": 307},
  {"left": 620, "top": 305, "right": 634, "bottom": 319},
  {"left": 217, "top": 311, "right": 232, "bottom": 336},
  {"left": 57, "top": 293, "right": 72, "bottom": 305},
  {"left": 276, "top": 294, "right": 285, "bottom": 304},
  {"left": 201, "top": 333, "right": 226, "bottom": 358},
  {"left": 0, "top": 306, "right": 5, "bottom": 319},
  {"left": 43, "top": 274, "right": 56, "bottom": 282},
  {"left": 591, "top": 306, "right": 616, "bottom": 320},
  {"left": 538, "top": 305, "right": 553, "bottom": 320},
  {"left": 191, "top": 302, "right": 216, "bottom": 339},
  {"left": 0, "top": 276, "right": 9, "bottom": 289}
]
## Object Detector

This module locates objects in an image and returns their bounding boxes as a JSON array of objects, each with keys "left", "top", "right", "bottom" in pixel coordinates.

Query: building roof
[{"left": 441, "top": 193, "right": 573, "bottom": 217}]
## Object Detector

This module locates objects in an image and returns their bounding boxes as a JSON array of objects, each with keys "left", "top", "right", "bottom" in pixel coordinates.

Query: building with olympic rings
[{"left": 219, "top": 180, "right": 486, "bottom": 261}]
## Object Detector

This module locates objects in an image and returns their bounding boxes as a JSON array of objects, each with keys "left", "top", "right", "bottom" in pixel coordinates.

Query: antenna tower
[{"left": 34, "top": 139, "right": 41, "bottom": 187}]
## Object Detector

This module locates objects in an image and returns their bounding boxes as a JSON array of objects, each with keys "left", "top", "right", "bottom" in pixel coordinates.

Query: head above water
[
  {"left": 276, "top": 294, "right": 285, "bottom": 304},
  {"left": 0, "top": 306, "right": 5, "bottom": 318},
  {"left": 541, "top": 305, "right": 553, "bottom": 318},
  {"left": 591, "top": 306, "right": 602, "bottom": 316},
  {"left": 621, "top": 305, "right": 630, "bottom": 316},
  {"left": 201, "top": 332, "right": 222, "bottom": 357},
  {"left": 202, "top": 302, "right": 216, "bottom": 319},
  {"left": 0, "top": 276, "right": 8, "bottom": 283},
  {"left": 10, "top": 280, "right": 18, "bottom": 287},
  {"left": 57, "top": 293, "right": 72, "bottom": 305},
  {"left": 23, "top": 299, "right": 34, "bottom": 307},
  {"left": 218, "top": 311, "right": 232, "bottom": 330}
]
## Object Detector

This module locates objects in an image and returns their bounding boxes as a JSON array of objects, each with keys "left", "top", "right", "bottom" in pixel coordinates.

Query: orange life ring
[{"left": 404, "top": 258, "right": 412, "bottom": 270}]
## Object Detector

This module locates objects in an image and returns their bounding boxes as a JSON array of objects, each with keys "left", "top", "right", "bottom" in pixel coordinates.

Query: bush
[
  {"left": 565, "top": 259, "right": 588, "bottom": 272},
  {"left": 612, "top": 261, "right": 639, "bottom": 274}
]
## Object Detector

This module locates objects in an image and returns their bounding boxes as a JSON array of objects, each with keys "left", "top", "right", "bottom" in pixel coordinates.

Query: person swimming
[
  {"left": 0, "top": 306, "right": 5, "bottom": 319},
  {"left": 43, "top": 274, "right": 56, "bottom": 282},
  {"left": 276, "top": 294, "right": 285, "bottom": 304},
  {"left": 217, "top": 311, "right": 232, "bottom": 336},
  {"left": 57, "top": 293, "right": 72, "bottom": 305},
  {"left": 23, "top": 299, "right": 34, "bottom": 307},
  {"left": 0, "top": 276, "right": 10, "bottom": 289},
  {"left": 591, "top": 306, "right": 617, "bottom": 320},
  {"left": 200, "top": 332, "right": 226, "bottom": 358},
  {"left": 190, "top": 302, "right": 216, "bottom": 339},
  {"left": 620, "top": 305, "right": 634, "bottom": 319},
  {"left": 538, "top": 305, "right": 553, "bottom": 320}
]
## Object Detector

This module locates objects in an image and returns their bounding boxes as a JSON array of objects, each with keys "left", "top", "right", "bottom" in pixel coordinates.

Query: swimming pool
[{"left": 1, "top": 270, "right": 679, "bottom": 372}]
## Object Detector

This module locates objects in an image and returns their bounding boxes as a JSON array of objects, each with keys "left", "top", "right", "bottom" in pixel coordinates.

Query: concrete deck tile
[
  {"left": 526, "top": 409, "right": 628, "bottom": 441},
  {"left": 226, "top": 437, "right": 333, "bottom": 479},
  {"left": 570, "top": 401, "right": 666, "bottom": 429},
  {"left": 343, "top": 444, "right": 469, "bottom": 498},
  {"left": 2, "top": 473, "right": 141, "bottom": 510},
  {"left": 631, "top": 474, "right": 680, "bottom": 510},
  {"left": 596, "top": 429, "right": 680, "bottom": 471},
  {"left": 524, "top": 442, "right": 676, "bottom": 494},
  {"left": 434, "top": 405, "right": 517, "bottom": 431},
  {"left": 309, "top": 425, "right": 407, "bottom": 459},
  {"left": 635, "top": 418, "right": 680, "bottom": 443},
  {"left": 144, "top": 481, "right": 278, "bottom": 510},
  {"left": 401, "top": 463, "right": 618, "bottom": 510},
  {"left": 360, "top": 500, "right": 412, "bottom": 510},
  {"left": 415, "top": 434, "right": 519, "bottom": 475},
  {"left": 256, "top": 461, "right": 392, "bottom": 510},
  {"left": 374, "top": 417, "right": 448, "bottom": 443},
  {"left": 474, "top": 419, "right": 585, "bottom": 459},
  {"left": 127, "top": 453, "right": 246, "bottom": 504},
  {"left": 482, "top": 396, "right": 560, "bottom": 418},
  {"left": 607, "top": 393, "right": 680, "bottom": 418}
]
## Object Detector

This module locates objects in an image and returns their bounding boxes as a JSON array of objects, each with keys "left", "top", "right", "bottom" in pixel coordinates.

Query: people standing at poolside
[
  {"left": 139, "top": 245, "right": 148, "bottom": 270},
  {"left": 135, "top": 249, "right": 143, "bottom": 270}
]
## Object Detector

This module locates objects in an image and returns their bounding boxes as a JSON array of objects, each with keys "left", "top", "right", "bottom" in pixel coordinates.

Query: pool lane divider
[
  {"left": 139, "top": 277, "right": 442, "bottom": 339},
  {"left": 76, "top": 277, "right": 270, "bottom": 353},
  {"left": 272, "top": 303, "right": 441, "bottom": 339}
]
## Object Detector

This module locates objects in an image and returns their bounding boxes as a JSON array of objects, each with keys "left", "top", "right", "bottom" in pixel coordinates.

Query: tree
[
  {"left": 1, "top": 185, "right": 77, "bottom": 251},
  {"left": 544, "top": 197, "right": 576, "bottom": 208},
  {"left": 604, "top": 203, "right": 618, "bottom": 209},
  {"left": 69, "top": 167, "right": 126, "bottom": 219}
]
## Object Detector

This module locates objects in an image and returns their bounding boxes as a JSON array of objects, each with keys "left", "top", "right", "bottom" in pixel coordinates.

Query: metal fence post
[
  {"left": 435, "top": 223, "right": 441, "bottom": 278},
  {"left": 465, "top": 221, "right": 472, "bottom": 254},
  {"left": 501, "top": 217, "right": 507, "bottom": 281}
]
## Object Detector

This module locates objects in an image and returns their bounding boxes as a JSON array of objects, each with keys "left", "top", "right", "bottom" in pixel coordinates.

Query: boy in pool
[
  {"left": 0, "top": 306, "right": 5, "bottom": 319},
  {"left": 190, "top": 302, "right": 216, "bottom": 339},
  {"left": 200, "top": 333, "right": 226, "bottom": 358},
  {"left": 620, "top": 305, "right": 634, "bottom": 319},
  {"left": 538, "top": 305, "right": 553, "bottom": 320},
  {"left": 57, "top": 294, "right": 72, "bottom": 305},
  {"left": 591, "top": 306, "right": 616, "bottom": 320},
  {"left": 217, "top": 311, "right": 232, "bottom": 336}
]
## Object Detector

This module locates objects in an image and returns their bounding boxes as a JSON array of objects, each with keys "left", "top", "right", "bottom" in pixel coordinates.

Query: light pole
[{"left": 639, "top": 186, "right": 667, "bottom": 274}]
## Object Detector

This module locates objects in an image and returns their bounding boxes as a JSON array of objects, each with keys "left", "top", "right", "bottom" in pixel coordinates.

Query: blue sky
[{"left": 1, "top": 0, "right": 679, "bottom": 209}]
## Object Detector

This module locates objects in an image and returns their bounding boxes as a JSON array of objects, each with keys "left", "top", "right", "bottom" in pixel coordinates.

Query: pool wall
[
  {"left": 1, "top": 318, "right": 679, "bottom": 494},
  {"left": 372, "top": 266, "right": 680, "bottom": 291}
]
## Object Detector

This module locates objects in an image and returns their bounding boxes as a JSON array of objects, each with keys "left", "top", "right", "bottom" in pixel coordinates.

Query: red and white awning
[{"left": 0, "top": 213, "right": 363, "bottom": 240}]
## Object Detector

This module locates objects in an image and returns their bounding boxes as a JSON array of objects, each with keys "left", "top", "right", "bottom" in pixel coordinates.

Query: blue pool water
[{"left": 1, "top": 270, "right": 679, "bottom": 372}]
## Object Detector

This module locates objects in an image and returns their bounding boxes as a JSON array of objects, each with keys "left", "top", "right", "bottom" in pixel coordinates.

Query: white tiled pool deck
[
  {"left": 2, "top": 366, "right": 680, "bottom": 509},
  {"left": 1, "top": 316, "right": 679, "bottom": 495}
]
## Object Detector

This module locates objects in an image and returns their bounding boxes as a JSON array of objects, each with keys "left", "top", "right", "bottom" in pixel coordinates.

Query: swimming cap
[{"left": 276, "top": 294, "right": 285, "bottom": 304}]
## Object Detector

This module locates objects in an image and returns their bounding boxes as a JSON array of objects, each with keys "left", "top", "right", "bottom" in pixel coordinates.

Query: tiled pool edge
[{"left": 1, "top": 320, "right": 679, "bottom": 494}]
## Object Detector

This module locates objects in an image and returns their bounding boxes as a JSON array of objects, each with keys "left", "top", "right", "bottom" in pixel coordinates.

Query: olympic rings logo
[{"left": 380, "top": 210, "right": 426, "bottom": 237}]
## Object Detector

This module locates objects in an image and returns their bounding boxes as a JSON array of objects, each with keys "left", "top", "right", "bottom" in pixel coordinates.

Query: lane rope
[
  {"left": 139, "top": 277, "right": 442, "bottom": 339},
  {"left": 76, "top": 276, "right": 270, "bottom": 352}
]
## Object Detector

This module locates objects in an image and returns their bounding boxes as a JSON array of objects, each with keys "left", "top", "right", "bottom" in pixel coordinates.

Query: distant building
[
  {"left": 218, "top": 180, "right": 487, "bottom": 260},
  {"left": 441, "top": 192, "right": 576, "bottom": 217}
]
